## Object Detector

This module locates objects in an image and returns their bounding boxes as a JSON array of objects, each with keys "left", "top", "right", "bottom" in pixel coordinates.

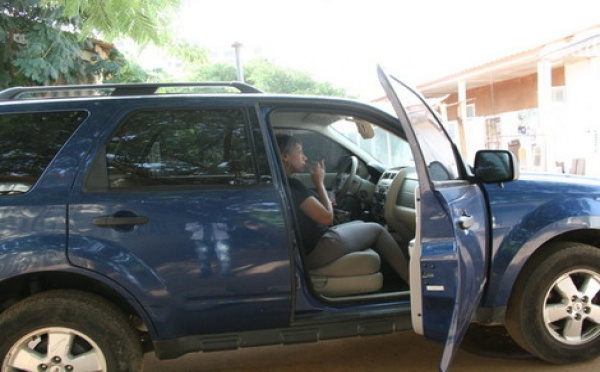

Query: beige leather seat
[{"left": 309, "top": 249, "right": 383, "bottom": 297}]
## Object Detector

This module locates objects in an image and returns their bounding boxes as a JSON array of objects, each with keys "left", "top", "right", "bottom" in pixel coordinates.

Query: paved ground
[{"left": 144, "top": 330, "right": 600, "bottom": 371}]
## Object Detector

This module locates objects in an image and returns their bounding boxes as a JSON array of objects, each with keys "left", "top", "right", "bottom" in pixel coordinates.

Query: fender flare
[{"left": 489, "top": 214, "right": 600, "bottom": 310}]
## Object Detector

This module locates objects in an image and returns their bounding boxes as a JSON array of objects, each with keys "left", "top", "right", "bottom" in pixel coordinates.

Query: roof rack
[{"left": 0, "top": 82, "right": 263, "bottom": 100}]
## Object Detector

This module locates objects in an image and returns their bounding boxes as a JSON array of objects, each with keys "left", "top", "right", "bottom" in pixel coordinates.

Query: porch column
[
  {"left": 537, "top": 59, "right": 552, "bottom": 172},
  {"left": 456, "top": 80, "right": 468, "bottom": 156}
]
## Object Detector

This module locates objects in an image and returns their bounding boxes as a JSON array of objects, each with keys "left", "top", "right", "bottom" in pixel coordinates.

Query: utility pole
[{"left": 231, "top": 42, "right": 244, "bottom": 82}]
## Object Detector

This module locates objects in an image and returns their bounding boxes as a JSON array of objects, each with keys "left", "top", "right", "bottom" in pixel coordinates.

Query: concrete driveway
[{"left": 144, "top": 330, "right": 599, "bottom": 371}]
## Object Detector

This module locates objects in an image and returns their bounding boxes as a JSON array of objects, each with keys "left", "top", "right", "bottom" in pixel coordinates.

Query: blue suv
[{"left": 0, "top": 68, "right": 598, "bottom": 371}]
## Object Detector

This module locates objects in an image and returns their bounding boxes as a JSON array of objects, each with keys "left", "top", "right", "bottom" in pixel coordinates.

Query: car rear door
[
  {"left": 378, "top": 67, "right": 489, "bottom": 371},
  {"left": 67, "top": 103, "right": 293, "bottom": 340}
]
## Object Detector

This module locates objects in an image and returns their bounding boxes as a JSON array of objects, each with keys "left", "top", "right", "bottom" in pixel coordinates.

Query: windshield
[{"left": 331, "top": 118, "right": 413, "bottom": 168}]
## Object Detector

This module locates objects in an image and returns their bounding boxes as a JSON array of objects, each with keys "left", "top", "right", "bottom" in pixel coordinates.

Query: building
[{"left": 415, "top": 25, "right": 600, "bottom": 177}]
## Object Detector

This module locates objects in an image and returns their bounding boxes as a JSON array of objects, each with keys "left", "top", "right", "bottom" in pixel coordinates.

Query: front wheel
[
  {"left": 505, "top": 241, "right": 600, "bottom": 364},
  {"left": 0, "top": 290, "right": 143, "bottom": 372}
]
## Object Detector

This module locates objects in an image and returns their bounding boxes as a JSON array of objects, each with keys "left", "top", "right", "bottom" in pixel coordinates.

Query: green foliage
[
  {"left": 42, "top": 0, "right": 180, "bottom": 45},
  {"left": 12, "top": 26, "right": 87, "bottom": 85},
  {"left": 0, "top": 0, "right": 347, "bottom": 96},
  {"left": 1, "top": 1, "right": 85, "bottom": 87},
  {"left": 105, "top": 62, "right": 168, "bottom": 84},
  {"left": 245, "top": 58, "right": 347, "bottom": 96},
  {"left": 0, "top": 0, "right": 180, "bottom": 88},
  {"left": 168, "top": 41, "right": 208, "bottom": 66},
  {"left": 185, "top": 58, "right": 349, "bottom": 97},
  {"left": 189, "top": 63, "right": 238, "bottom": 82}
]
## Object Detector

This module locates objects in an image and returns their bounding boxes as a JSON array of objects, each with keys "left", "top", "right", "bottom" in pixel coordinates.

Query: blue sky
[{"left": 173, "top": 0, "right": 600, "bottom": 98}]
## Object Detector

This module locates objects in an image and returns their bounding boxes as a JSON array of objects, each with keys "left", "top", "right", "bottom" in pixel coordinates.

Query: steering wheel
[{"left": 334, "top": 156, "right": 358, "bottom": 197}]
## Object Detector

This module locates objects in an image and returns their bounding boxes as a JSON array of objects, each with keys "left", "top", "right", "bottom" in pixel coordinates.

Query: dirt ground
[{"left": 144, "top": 330, "right": 599, "bottom": 372}]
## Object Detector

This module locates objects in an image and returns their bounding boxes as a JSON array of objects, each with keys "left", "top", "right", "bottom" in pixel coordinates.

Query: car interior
[{"left": 270, "top": 109, "right": 418, "bottom": 302}]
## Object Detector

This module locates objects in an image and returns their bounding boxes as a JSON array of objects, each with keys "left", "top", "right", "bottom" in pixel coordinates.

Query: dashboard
[{"left": 373, "top": 167, "right": 418, "bottom": 243}]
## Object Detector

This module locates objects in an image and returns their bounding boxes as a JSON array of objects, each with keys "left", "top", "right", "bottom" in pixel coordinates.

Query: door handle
[
  {"left": 93, "top": 212, "right": 149, "bottom": 230},
  {"left": 457, "top": 215, "right": 474, "bottom": 230}
]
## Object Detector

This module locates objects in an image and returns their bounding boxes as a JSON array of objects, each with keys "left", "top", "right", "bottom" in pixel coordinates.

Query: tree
[
  {"left": 188, "top": 63, "right": 238, "bottom": 82},
  {"left": 188, "top": 58, "right": 350, "bottom": 97},
  {"left": 0, "top": 0, "right": 180, "bottom": 88},
  {"left": 1, "top": 1, "right": 348, "bottom": 95},
  {"left": 44, "top": 0, "right": 180, "bottom": 45},
  {"left": 104, "top": 61, "right": 169, "bottom": 84},
  {"left": 245, "top": 58, "right": 347, "bottom": 96}
]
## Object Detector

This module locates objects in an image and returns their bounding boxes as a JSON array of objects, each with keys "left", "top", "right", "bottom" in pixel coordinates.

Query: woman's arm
[{"left": 300, "top": 160, "right": 334, "bottom": 225}]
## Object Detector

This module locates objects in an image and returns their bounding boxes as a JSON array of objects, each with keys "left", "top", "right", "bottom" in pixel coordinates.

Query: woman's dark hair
[{"left": 276, "top": 133, "right": 301, "bottom": 155}]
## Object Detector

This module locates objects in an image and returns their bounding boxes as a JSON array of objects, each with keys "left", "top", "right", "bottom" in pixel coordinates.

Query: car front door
[{"left": 378, "top": 67, "right": 489, "bottom": 371}]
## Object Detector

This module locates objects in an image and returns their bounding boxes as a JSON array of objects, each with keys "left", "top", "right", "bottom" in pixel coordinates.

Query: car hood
[
  {"left": 517, "top": 172, "right": 600, "bottom": 193},
  {"left": 484, "top": 171, "right": 600, "bottom": 218}
]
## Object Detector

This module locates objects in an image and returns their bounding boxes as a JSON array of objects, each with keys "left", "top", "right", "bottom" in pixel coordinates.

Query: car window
[
  {"left": 389, "top": 80, "right": 461, "bottom": 181},
  {"left": 270, "top": 110, "right": 413, "bottom": 174},
  {"left": 273, "top": 129, "right": 353, "bottom": 174},
  {"left": 106, "top": 108, "right": 260, "bottom": 189},
  {"left": 0, "top": 110, "right": 88, "bottom": 195}
]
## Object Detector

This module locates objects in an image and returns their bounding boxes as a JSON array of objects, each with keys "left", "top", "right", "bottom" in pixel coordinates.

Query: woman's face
[{"left": 283, "top": 142, "right": 307, "bottom": 174}]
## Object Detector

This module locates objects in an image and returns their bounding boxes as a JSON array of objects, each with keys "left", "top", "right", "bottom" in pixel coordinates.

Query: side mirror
[{"left": 473, "top": 150, "right": 519, "bottom": 183}]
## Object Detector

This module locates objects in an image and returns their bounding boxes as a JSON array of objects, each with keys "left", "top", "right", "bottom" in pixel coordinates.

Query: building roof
[{"left": 416, "top": 25, "right": 600, "bottom": 97}]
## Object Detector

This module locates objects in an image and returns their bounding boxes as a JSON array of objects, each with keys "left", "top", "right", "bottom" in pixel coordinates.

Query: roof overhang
[{"left": 416, "top": 25, "right": 600, "bottom": 98}]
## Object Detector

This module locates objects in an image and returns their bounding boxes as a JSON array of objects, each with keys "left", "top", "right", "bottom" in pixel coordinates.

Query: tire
[
  {"left": 0, "top": 290, "right": 143, "bottom": 372},
  {"left": 505, "top": 241, "right": 600, "bottom": 364}
]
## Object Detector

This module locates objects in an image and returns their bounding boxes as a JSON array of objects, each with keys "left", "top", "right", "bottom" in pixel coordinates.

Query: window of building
[
  {"left": 485, "top": 117, "right": 501, "bottom": 150},
  {"left": 465, "top": 104, "right": 476, "bottom": 118},
  {"left": 552, "top": 86, "right": 566, "bottom": 103}
]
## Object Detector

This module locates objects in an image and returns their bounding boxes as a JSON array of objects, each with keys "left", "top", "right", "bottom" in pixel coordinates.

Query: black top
[{"left": 287, "top": 178, "right": 328, "bottom": 254}]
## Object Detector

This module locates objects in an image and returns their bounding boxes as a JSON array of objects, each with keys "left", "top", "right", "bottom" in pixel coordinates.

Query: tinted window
[
  {"left": 0, "top": 111, "right": 87, "bottom": 195},
  {"left": 107, "top": 109, "right": 259, "bottom": 189}
]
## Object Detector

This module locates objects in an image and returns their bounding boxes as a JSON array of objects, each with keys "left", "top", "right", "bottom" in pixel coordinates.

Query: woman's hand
[{"left": 308, "top": 159, "right": 326, "bottom": 186}]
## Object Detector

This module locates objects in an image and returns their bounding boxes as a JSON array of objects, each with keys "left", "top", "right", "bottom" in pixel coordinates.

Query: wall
[
  {"left": 444, "top": 67, "right": 565, "bottom": 121},
  {"left": 554, "top": 57, "right": 600, "bottom": 176},
  {"left": 441, "top": 60, "right": 600, "bottom": 177}
]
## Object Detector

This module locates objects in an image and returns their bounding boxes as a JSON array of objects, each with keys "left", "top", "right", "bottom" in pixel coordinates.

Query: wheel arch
[
  {"left": 510, "top": 232, "right": 600, "bottom": 288},
  {"left": 481, "top": 218, "right": 600, "bottom": 324},
  {"left": 497, "top": 228, "right": 600, "bottom": 320},
  {"left": 0, "top": 270, "right": 155, "bottom": 350}
]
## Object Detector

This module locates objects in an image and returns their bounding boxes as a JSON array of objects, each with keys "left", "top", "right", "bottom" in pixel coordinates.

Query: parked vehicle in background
[{"left": 0, "top": 68, "right": 598, "bottom": 371}]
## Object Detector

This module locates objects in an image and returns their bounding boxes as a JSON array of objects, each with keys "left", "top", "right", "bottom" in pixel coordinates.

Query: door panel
[
  {"left": 378, "top": 66, "right": 489, "bottom": 371},
  {"left": 419, "top": 184, "right": 488, "bottom": 370},
  {"left": 69, "top": 188, "right": 292, "bottom": 338}
]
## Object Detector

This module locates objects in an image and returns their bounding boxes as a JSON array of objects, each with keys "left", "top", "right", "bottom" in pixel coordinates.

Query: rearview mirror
[
  {"left": 348, "top": 118, "right": 375, "bottom": 139},
  {"left": 473, "top": 150, "right": 519, "bottom": 183}
]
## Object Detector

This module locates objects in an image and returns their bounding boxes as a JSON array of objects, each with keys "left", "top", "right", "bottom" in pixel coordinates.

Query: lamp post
[{"left": 231, "top": 42, "right": 244, "bottom": 82}]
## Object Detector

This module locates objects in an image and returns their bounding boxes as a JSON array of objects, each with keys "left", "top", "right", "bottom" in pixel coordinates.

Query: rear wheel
[
  {"left": 505, "top": 242, "right": 600, "bottom": 363},
  {"left": 0, "top": 290, "right": 143, "bottom": 372}
]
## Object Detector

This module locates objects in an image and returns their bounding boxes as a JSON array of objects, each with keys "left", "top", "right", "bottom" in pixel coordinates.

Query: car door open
[{"left": 378, "top": 66, "right": 490, "bottom": 371}]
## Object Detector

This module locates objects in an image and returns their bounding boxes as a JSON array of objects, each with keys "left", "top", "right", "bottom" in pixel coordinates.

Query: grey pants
[{"left": 305, "top": 221, "right": 409, "bottom": 283}]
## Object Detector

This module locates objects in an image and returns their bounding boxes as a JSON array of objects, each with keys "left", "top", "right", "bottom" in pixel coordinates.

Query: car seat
[{"left": 309, "top": 249, "right": 383, "bottom": 297}]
